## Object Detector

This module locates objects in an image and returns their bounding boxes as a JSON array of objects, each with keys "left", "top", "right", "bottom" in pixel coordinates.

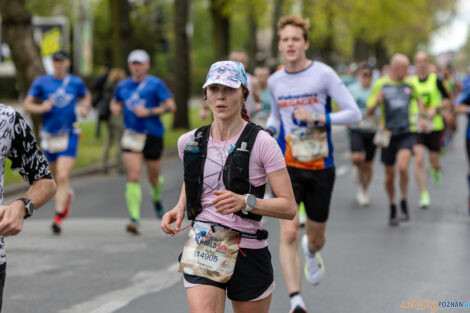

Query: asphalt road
[{"left": 2, "top": 121, "right": 469, "bottom": 313}]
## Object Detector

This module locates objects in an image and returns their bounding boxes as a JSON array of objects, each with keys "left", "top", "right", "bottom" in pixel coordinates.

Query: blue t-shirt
[
  {"left": 114, "top": 75, "right": 172, "bottom": 137},
  {"left": 27, "top": 74, "right": 87, "bottom": 134}
]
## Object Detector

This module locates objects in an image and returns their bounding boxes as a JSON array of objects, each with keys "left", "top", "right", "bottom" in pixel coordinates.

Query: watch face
[
  {"left": 25, "top": 201, "right": 34, "bottom": 215},
  {"left": 247, "top": 194, "right": 257, "bottom": 207}
]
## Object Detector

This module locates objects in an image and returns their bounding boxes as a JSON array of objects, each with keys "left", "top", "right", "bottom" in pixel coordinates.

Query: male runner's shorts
[
  {"left": 381, "top": 133, "right": 415, "bottom": 166},
  {"left": 349, "top": 130, "right": 377, "bottom": 162},
  {"left": 44, "top": 132, "right": 79, "bottom": 162},
  {"left": 181, "top": 247, "right": 274, "bottom": 301},
  {"left": 122, "top": 135, "right": 163, "bottom": 160},
  {"left": 415, "top": 131, "right": 443, "bottom": 152},
  {"left": 287, "top": 166, "right": 335, "bottom": 223}
]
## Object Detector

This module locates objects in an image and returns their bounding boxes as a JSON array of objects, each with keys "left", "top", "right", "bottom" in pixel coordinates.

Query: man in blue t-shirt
[
  {"left": 24, "top": 50, "right": 91, "bottom": 235},
  {"left": 111, "top": 49, "right": 176, "bottom": 234}
]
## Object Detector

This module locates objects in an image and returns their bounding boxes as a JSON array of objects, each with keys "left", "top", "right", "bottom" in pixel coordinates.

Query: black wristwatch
[{"left": 17, "top": 198, "right": 34, "bottom": 219}]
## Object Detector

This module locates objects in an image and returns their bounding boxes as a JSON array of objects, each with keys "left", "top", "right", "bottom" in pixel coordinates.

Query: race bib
[
  {"left": 41, "top": 132, "right": 69, "bottom": 153},
  {"left": 289, "top": 127, "right": 329, "bottom": 162},
  {"left": 179, "top": 221, "right": 239, "bottom": 283},
  {"left": 373, "top": 129, "right": 392, "bottom": 148},
  {"left": 357, "top": 115, "right": 376, "bottom": 131},
  {"left": 121, "top": 129, "right": 146, "bottom": 152}
]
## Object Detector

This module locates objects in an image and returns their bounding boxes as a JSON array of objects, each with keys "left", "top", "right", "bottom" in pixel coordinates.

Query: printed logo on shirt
[
  {"left": 50, "top": 88, "right": 74, "bottom": 109},
  {"left": 124, "top": 93, "right": 146, "bottom": 111},
  {"left": 278, "top": 93, "right": 318, "bottom": 108}
]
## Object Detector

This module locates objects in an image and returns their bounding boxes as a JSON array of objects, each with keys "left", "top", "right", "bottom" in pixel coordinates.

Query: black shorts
[
  {"left": 122, "top": 135, "right": 163, "bottom": 160},
  {"left": 415, "top": 130, "right": 443, "bottom": 152},
  {"left": 350, "top": 130, "right": 377, "bottom": 162},
  {"left": 381, "top": 133, "right": 415, "bottom": 166},
  {"left": 287, "top": 166, "right": 335, "bottom": 223},
  {"left": 181, "top": 247, "right": 274, "bottom": 301}
]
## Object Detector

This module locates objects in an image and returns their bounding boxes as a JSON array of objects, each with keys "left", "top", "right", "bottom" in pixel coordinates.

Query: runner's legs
[
  {"left": 186, "top": 284, "right": 226, "bottom": 313},
  {"left": 279, "top": 216, "right": 301, "bottom": 294},
  {"left": 52, "top": 156, "right": 75, "bottom": 214}
]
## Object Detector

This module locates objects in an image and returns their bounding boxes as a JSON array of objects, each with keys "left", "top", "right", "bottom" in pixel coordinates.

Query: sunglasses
[{"left": 361, "top": 72, "right": 372, "bottom": 77}]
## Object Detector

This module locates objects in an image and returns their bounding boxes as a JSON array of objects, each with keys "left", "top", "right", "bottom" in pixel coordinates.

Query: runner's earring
[{"left": 203, "top": 95, "right": 207, "bottom": 100}]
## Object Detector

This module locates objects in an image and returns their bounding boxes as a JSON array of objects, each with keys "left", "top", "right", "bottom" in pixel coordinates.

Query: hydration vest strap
[{"left": 194, "top": 220, "right": 268, "bottom": 240}]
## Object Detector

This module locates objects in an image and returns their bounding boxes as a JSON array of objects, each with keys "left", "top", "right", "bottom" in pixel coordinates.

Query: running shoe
[
  {"left": 419, "top": 191, "right": 430, "bottom": 209},
  {"left": 302, "top": 234, "right": 324, "bottom": 285},
  {"left": 154, "top": 202, "right": 165, "bottom": 219},
  {"left": 290, "top": 305, "right": 307, "bottom": 313},
  {"left": 126, "top": 220, "right": 140, "bottom": 235},
  {"left": 51, "top": 215, "right": 62, "bottom": 235},
  {"left": 400, "top": 199, "right": 410, "bottom": 222},
  {"left": 363, "top": 192, "right": 371, "bottom": 206},
  {"left": 389, "top": 204, "right": 399, "bottom": 226},
  {"left": 298, "top": 202, "right": 306, "bottom": 228},
  {"left": 430, "top": 168, "right": 442, "bottom": 187},
  {"left": 356, "top": 190, "right": 370, "bottom": 207},
  {"left": 154, "top": 176, "right": 165, "bottom": 219}
]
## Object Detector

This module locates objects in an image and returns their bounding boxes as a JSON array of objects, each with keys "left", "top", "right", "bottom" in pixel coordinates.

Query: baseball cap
[
  {"left": 128, "top": 49, "right": 150, "bottom": 63},
  {"left": 202, "top": 61, "right": 247, "bottom": 89},
  {"left": 52, "top": 50, "right": 69, "bottom": 61}
]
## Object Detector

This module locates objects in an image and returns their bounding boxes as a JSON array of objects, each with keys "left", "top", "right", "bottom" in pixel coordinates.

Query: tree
[
  {"left": 173, "top": 0, "right": 190, "bottom": 129},
  {"left": 270, "top": 0, "right": 285, "bottom": 62},
  {"left": 210, "top": 0, "right": 230, "bottom": 59},
  {"left": 1, "top": 0, "right": 45, "bottom": 139},
  {"left": 109, "top": 0, "right": 134, "bottom": 68}
]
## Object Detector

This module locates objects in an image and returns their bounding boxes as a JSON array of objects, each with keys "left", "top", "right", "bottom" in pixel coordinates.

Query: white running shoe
[
  {"left": 363, "top": 192, "right": 371, "bottom": 206},
  {"left": 356, "top": 190, "right": 366, "bottom": 207},
  {"left": 302, "top": 234, "right": 325, "bottom": 285}
]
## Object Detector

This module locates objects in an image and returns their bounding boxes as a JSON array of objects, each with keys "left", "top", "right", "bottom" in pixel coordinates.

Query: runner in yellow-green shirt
[{"left": 411, "top": 52, "right": 450, "bottom": 209}]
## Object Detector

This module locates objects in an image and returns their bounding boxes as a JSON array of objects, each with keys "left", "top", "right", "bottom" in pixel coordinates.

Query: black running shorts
[
  {"left": 415, "top": 130, "right": 443, "bottom": 152},
  {"left": 181, "top": 246, "right": 274, "bottom": 301},
  {"left": 349, "top": 130, "right": 377, "bottom": 162},
  {"left": 122, "top": 135, "right": 163, "bottom": 160},
  {"left": 381, "top": 133, "right": 415, "bottom": 166},
  {"left": 287, "top": 166, "right": 335, "bottom": 223}
]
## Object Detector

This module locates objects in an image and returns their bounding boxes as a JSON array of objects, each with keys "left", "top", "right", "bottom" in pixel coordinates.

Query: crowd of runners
[{"left": 0, "top": 12, "right": 468, "bottom": 313}]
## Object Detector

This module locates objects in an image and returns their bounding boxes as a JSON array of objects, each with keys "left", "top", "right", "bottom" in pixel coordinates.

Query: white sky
[{"left": 430, "top": 0, "right": 470, "bottom": 54}]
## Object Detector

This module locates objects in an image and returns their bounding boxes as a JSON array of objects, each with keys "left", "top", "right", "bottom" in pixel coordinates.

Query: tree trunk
[
  {"left": 353, "top": 37, "right": 370, "bottom": 61},
  {"left": 270, "top": 0, "right": 284, "bottom": 62},
  {"left": 109, "top": 0, "right": 134, "bottom": 68},
  {"left": 1, "top": 0, "right": 45, "bottom": 139},
  {"left": 210, "top": 0, "right": 230, "bottom": 60},
  {"left": 173, "top": 0, "right": 190, "bottom": 129},
  {"left": 247, "top": 7, "right": 258, "bottom": 72},
  {"left": 374, "top": 38, "right": 388, "bottom": 68}
]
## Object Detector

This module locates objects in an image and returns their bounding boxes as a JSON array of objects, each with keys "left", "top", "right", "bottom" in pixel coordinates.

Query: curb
[{"left": 4, "top": 146, "right": 179, "bottom": 197}]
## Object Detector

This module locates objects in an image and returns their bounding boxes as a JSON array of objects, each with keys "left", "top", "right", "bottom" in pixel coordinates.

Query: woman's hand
[
  {"left": 161, "top": 206, "right": 185, "bottom": 235},
  {"left": 212, "top": 190, "right": 245, "bottom": 215}
]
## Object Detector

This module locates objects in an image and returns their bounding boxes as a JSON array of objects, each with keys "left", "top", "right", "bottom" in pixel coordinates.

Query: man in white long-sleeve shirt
[{"left": 265, "top": 16, "right": 361, "bottom": 313}]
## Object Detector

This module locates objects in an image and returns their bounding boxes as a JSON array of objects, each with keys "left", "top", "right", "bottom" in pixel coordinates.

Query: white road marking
[
  {"left": 60, "top": 263, "right": 180, "bottom": 313},
  {"left": 336, "top": 165, "right": 349, "bottom": 176}
]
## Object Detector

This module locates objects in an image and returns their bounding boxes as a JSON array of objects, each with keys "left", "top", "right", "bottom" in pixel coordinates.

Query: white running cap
[{"left": 128, "top": 49, "right": 150, "bottom": 63}]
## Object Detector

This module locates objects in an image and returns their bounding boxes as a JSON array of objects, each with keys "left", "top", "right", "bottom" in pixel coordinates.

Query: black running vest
[{"left": 183, "top": 122, "right": 265, "bottom": 221}]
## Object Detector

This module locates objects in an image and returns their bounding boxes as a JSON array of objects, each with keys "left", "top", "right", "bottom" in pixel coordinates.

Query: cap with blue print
[{"left": 202, "top": 61, "right": 247, "bottom": 89}]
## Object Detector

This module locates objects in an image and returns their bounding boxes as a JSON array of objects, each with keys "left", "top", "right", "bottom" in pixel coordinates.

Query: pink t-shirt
[{"left": 178, "top": 122, "right": 286, "bottom": 248}]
